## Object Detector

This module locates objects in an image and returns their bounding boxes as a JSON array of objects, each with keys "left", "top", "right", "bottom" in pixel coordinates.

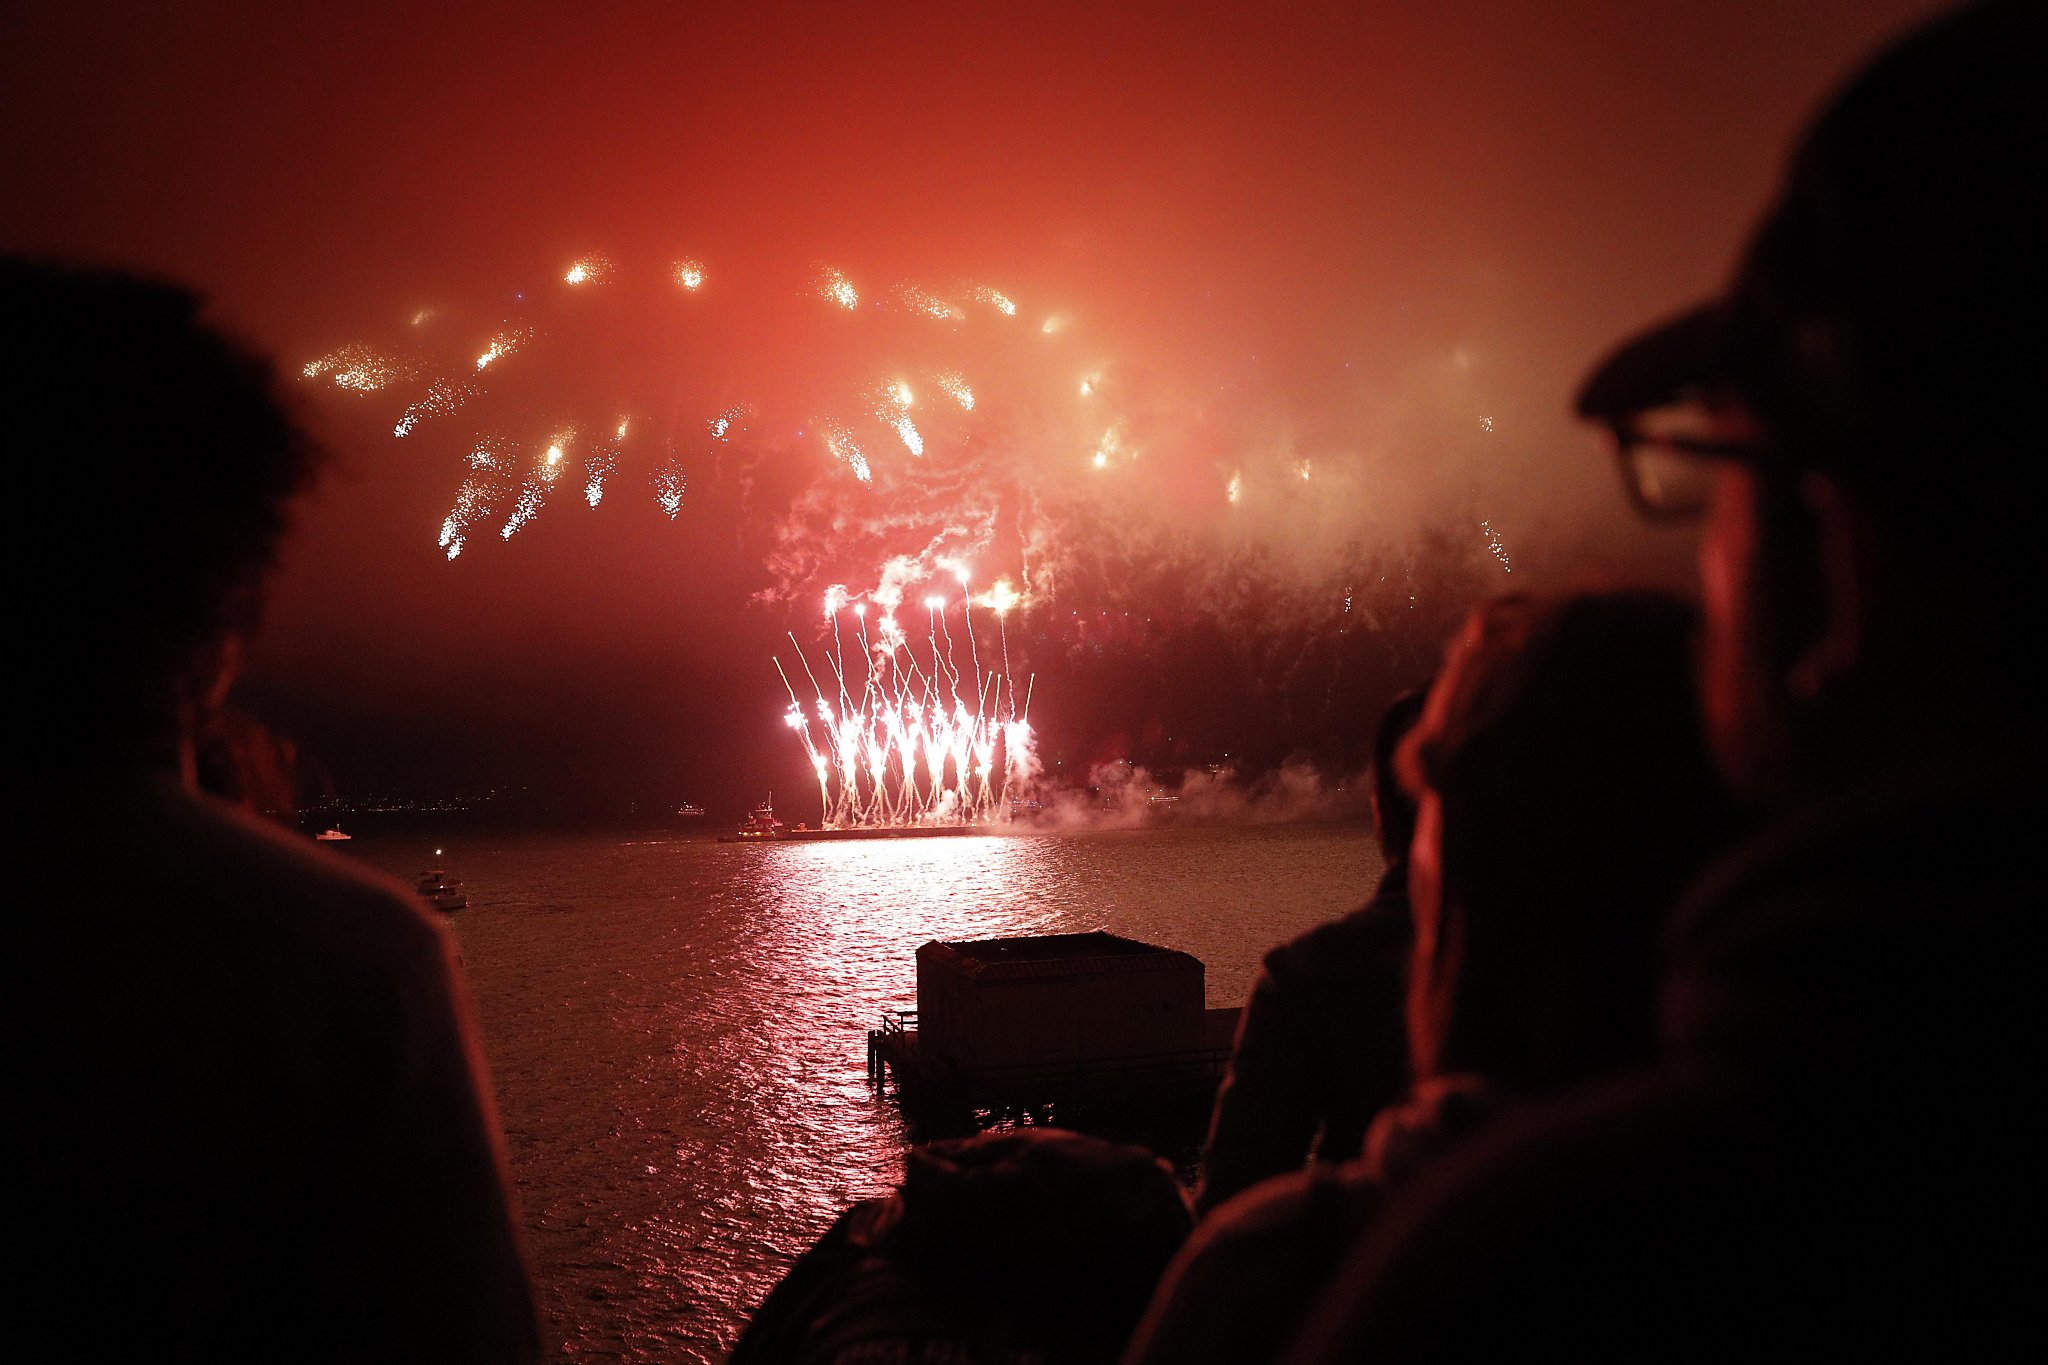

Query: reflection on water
[{"left": 352, "top": 822, "right": 1377, "bottom": 1363}]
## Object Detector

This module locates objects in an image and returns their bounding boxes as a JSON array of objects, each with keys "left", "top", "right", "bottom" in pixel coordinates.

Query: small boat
[
  {"left": 676, "top": 802, "right": 706, "bottom": 818},
  {"left": 416, "top": 867, "right": 468, "bottom": 913},
  {"left": 719, "top": 795, "right": 786, "bottom": 842},
  {"left": 314, "top": 827, "right": 352, "bottom": 842}
]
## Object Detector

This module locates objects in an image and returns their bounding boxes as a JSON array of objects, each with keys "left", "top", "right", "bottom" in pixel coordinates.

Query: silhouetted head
[
  {"left": 881, "top": 1128, "right": 1193, "bottom": 1363},
  {"left": 9, "top": 258, "right": 319, "bottom": 774},
  {"left": 1576, "top": 1, "right": 2041, "bottom": 803},
  {"left": 1400, "top": 593, "right": 1737, "bottom": 1086},
  {"left": 1369, "top": 686, "right": 1429, "bottom": 864}
]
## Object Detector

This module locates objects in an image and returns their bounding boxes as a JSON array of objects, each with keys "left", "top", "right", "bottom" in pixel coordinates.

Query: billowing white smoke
[{"left": 1036, "top": 757, "right": 1366, "bottom": 829}]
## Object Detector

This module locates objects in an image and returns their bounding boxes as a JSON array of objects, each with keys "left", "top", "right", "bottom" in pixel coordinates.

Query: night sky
[{"left": 1, "top": 1, "right": 1945, "bottom": 819}]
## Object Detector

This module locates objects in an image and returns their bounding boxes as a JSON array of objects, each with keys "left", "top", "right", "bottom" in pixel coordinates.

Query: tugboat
[
  {"left": 416, "top": 865, "right": 468, "bottom": 913},
  {"left": 314, "top": 826, "right": 352, "bottom": 842},
  {"left": 719, "top": 795, "right": 786, "bottom": 843}
]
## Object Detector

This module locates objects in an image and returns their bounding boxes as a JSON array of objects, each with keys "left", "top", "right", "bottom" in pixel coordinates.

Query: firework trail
[
  {"left": 396, "top": 379, "right": 475, "bottom": 438},
  {"left": 977, "top": 577, "right": 1023, "bottom": 719},
  {"left": 707, "top": 404, "right": 749, "bottom": 441},
  {"left": 954, "top": 566, "right": 985, "bottom": 722},
  {"left": 972, "top": 286, "right": 1018, "bottom": 317},
  {"left": 823, "top": 587, "right": 853, "bottom": 716},
  {"left": 301, "top": 344, "right": 408, "bottom": 393},
  {"left": 474, "top": 326, "right": 531, "bottom": 372},
  {"left": 1481, "top": 518, "right": 1513, "bottom": 572},
  {"left": 438, "top": 437, "right": 516, "bottom": 559},
  {"left": 585, "top": 417, "right": 627, "bottom": 508},
  {"left": 934, "top": 591, "right": 963, "bottom": 711},
  {"left": 894, "top": 284, "right": 962, "bottom": 320},
  {"left": 931, "top": 371, "right": 974, "bottom": 410},
  {"left": 818, "top": 418, "right": 873, "bottom": 483},
  {"left": 872, "top": 380, "right": 925, "bottom": 457},
  {"left": 494, "top": 429, "right": 576, "bottom": 540}
]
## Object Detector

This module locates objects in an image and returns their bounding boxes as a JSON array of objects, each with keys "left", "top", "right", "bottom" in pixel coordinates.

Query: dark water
[{"left": 351, "top": 822, "right": 1380, "bottom": 1363}]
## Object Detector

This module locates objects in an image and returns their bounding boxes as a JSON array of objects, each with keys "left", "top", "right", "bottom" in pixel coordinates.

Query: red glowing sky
[{"left": 1, "top": 1, "right": 1946, "bottom": 812}]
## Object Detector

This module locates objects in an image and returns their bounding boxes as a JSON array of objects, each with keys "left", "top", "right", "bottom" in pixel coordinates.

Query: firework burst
[{"left": 298, "top": 246, "right": 1510, "bottom": 659}]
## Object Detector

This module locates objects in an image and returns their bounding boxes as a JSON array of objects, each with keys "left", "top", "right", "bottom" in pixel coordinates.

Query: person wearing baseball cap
[{"left": 1281, "top": 4, "right": 2042, "bottom": 1356}]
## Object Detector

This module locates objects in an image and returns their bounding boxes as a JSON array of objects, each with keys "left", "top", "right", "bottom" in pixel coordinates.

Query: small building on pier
[{"left": 868, "top": 931, "right": 1238, "bottom": 1111}]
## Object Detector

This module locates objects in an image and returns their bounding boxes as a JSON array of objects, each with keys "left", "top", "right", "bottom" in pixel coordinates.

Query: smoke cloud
[{"left": 1033, "top": 757, "right": 1368, "bottom": 830}]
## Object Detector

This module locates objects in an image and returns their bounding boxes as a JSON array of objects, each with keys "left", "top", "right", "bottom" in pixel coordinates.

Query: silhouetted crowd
[{"left": 13, "top": 3, "right": 2038, "bottom": 1361}]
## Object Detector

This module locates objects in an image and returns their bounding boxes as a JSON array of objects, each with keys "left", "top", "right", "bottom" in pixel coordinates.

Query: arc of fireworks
[{"left": 301, "top": 253, "right": 1062, "bottom": 560}]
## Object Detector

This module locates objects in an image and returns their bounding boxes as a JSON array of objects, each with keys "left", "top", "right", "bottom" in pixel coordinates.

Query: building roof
[{"left": 919, "top": 931, "right": 1202, "bottom": 980}]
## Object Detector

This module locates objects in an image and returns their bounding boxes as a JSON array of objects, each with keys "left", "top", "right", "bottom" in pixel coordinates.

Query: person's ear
[{"left": 1785, "top": 473, "right": 1870, "bottom": 702}]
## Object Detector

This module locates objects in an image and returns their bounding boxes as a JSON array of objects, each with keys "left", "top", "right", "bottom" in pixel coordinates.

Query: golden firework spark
[
  {"left": 895, "top": 285, "right": 961, "bottom": 320},
  {"left": 974, "top": 286, "right": 1018, "bottom": 316},
  {"left": 653, "top": 460, "right": 687, "bottom": 519},
  {"left": 474, "top": 327, "right": 531, "bottom": 372},
  {"left": 1482, "top": 518, "right": 1513, "bottom": 572},
  {"left": 820, "top": 268, "right": 860, "bottom": 310},
  {"left": 977, "top": 578, "right": 1022, "bottom": 615},
  {"left": 819, "top": 420, "right": 872, "bottom": 482},
  {"left": 395, "top": 378, "right": 472, "bottom": 437},
  {"left": 563, "top": 254, "right": 614, "bottom": 286},
  {"left": 932, "top": 371, "right": 975, "bottom": 410},
  {"left": 301, "top": 344, "right": 408, "bottom": 393}
]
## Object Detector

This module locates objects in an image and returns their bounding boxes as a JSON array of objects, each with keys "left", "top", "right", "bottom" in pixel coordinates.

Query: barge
[{"left": 717, "top": 796, "right": 1004, "bottom": 843}]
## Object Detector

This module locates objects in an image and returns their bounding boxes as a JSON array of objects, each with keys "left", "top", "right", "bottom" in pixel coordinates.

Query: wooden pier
[{"left": 865, "top": 932, "right": 1241, "bottom": 1111}]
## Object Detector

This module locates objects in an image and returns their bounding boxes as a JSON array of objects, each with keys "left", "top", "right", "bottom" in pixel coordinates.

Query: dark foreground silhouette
[
  {"left": 1284, "top": 3, "right": 2041, "bottom": 1356},
  {"left": 735, "top": 1129, "right": 1192, "bottom": 1365},
  {"left": 1128, "top": 592, "right": 1736, "bottom": 1365},
  {"left": 11, "top": 259, "right": 536, "bottom": 1362},
  {"left": 1195, "top": 689, "right": 1427, "bottom": 1216}
]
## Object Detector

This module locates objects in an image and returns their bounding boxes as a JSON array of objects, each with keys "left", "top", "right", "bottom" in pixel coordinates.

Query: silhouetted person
[
  {"left": 733, "top": 1128, "right": 1194, "bottom": 1365},
  {"left": 10, "top": 259, "right": 537, "bottom": 1362},
  {"left": 1286, "top": 5, "right": 2042, "bottom": 1358},
  {"left": 1125, "top": 593, "right": 1735, "bottom": 1365},
  {"left": 1195, "top": 688, "right": 1428, "bottom": 1215}
]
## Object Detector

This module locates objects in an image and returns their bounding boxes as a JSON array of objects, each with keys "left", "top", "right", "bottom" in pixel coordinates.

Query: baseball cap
[{"left": 1575, "top": 2, "right": 2040, "bottom": 502}]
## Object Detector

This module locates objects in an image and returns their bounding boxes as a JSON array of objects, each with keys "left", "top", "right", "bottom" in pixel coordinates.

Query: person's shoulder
[
  {"left": 1265, "top": 890, "right": 1410, "bottom": 981},
  {"left": 1663, "top": 764, "right": 2035, "bottom": 1075},
  {"left": 1672, "top": 763, "right": 2032, "bottom": 947},
  {"left": 1285, "top": 1046, "right": 2021, "bottom": 1360},
  {"left": 1279, "top": 1064, "right": 1745, "bottom": 1360},
  {"left": 1201, "top": 1168, "right": 1325, "bottom": 1245},
  {"left": 95, "top": 778, "right": 446, "bottom": 967},
  {"left": 1130, "top": 1167, "right": 1386, "bottom": 1365},
  {"left": 1197, "top": 1163, "right": 1385, "bottom": 1269}
]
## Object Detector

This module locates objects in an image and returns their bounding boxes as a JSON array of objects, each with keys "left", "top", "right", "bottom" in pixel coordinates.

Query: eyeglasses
[{"left": 1610, "top": 408, "right": 1775, "bottom": 520}]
